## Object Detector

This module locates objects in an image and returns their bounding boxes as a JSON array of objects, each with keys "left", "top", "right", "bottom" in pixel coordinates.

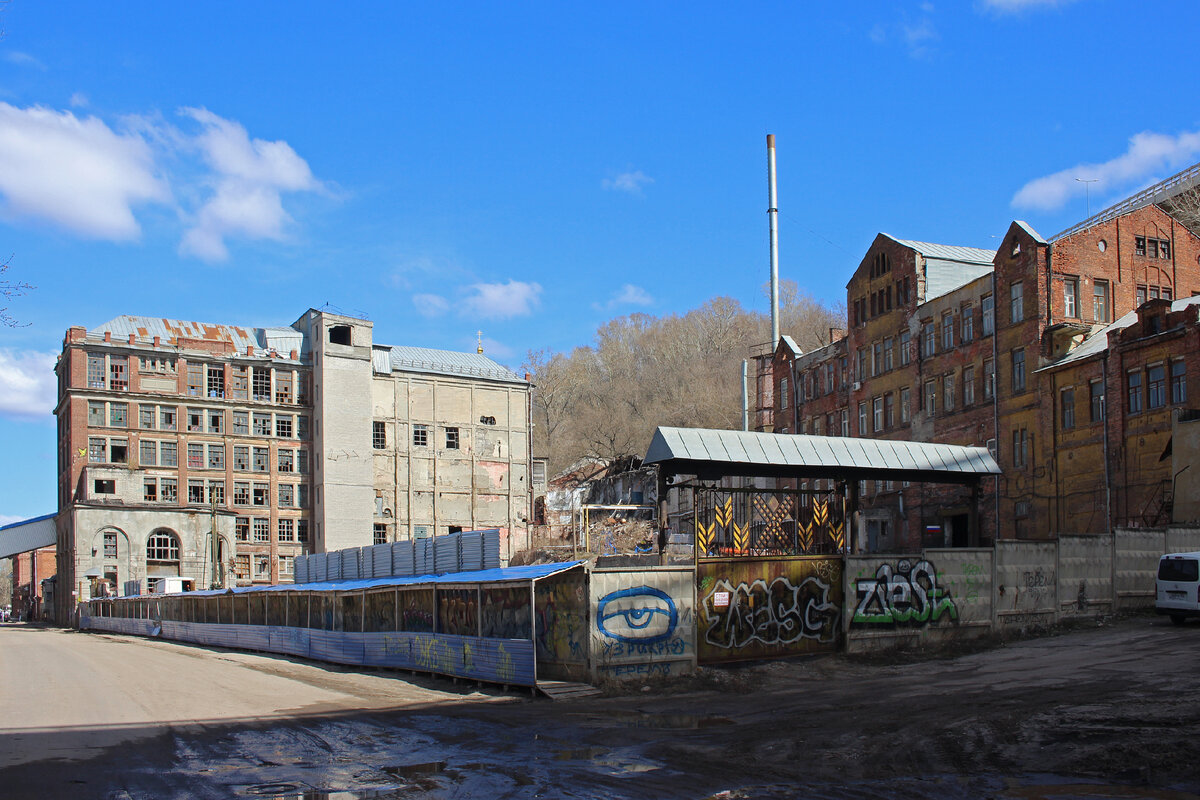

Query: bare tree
[{"left": 1, "top": 255, "right": 34, "bottom": 328}]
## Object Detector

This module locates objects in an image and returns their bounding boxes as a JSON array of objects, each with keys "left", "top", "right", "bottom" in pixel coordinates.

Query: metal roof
[
  {"left": 644, "top": 427, "right": 1001, "bottom": 484},
  {"left": 373, "top": 345, "right": 527, "bottom": 384},
  {"left": 0, "top": 513, "right": 57, "bottom": 560},
  {"left": 779, "top": 335, "right": 802, "bottom": 357},
  {"left": 1051, "top": 160, "right": 1200, "bottom": 242},
  {"left": 177, "top": 561, "right": 584, "bottom": 596},
  {"left": 889, "top": 236, "right": 996, "bottom": 265},
  {"left": 88, "top": 316, "right": 308, "bottom": 359}
]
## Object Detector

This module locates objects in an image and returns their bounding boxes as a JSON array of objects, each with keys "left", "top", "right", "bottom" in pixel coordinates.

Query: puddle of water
[
  {"left": 606, "top": 711, "right": 734, "bottom": 730},
  {"left": 555, "top": 747, "right": 608, "bottom": 761},
  {"left": 381, "top": 761, "right": 445, "bottom": 778}
]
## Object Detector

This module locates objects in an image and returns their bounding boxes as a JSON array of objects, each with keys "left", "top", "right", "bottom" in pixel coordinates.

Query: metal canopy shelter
[
  {"left": 0, "top": 513, "right": 56, "bottom": 560},
  {"left": 643, "top": 427, "right": 1001, "bottom": 485}
]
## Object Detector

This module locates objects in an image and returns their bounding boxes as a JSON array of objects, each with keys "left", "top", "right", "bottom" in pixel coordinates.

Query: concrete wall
[
  {"left": 589, "top": 567, "right": 696, "bottom": 682},
  {"left": 844, "top": 527, "right": 1200, "bottom": 653}
]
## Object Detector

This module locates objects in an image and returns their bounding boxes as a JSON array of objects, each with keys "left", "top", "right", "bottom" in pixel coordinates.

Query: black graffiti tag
[{"left": 704, "top": 575, "right": 838, "bottom": 649}]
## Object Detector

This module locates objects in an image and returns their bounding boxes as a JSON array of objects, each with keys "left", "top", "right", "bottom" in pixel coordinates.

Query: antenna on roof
[{"left": 477, "top": 330, "right": 484, "bottom": 354}]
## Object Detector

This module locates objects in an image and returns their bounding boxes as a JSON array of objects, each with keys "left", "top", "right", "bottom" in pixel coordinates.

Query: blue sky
[{"left": 2, "top": 0, "right": 1199, "bottom": 522}]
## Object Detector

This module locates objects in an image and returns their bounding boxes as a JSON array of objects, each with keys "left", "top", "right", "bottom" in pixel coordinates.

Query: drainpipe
[
  {"left": 992, "top": 270, "right": 1001, "bottom": 543},
  {"left": 1102, "top": 356, "right": 1112, "bottom": 531}
]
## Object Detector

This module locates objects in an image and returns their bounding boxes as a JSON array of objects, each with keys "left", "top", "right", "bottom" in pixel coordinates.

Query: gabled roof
[
  {"left": 1013, "top": 220, "right": 1048, "bottom": 245},
  {"left": 779, "top": 335, "right": 802, "bottom": 357},
  {"left": 644, "top": 426, "right": 1000, "bottom": 484},
  {"left": 89, "top": 316, "right": 308, "bottom": 358},
  {"left": 881, "top": 234, "right": 997, "bottom": 302},
  {"left": 371, "top": 345, "right": 526, "bottom": 383}
]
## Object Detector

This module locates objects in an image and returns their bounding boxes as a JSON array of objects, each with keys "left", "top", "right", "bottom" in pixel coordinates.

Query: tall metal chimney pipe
[{"left": 767, "top": 134, "right": 780, "bottom": 345}]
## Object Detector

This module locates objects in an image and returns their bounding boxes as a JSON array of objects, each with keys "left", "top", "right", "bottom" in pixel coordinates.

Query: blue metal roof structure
[
  {"left": 174, "top": 561, "right": 584, "bottom": 597},
  {"left": 0, "top": 512, "right": 57, "bottom": 559}
]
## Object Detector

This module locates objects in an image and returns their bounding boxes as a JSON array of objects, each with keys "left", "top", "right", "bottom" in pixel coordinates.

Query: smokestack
[{"left": 767, "top": 134, "right": 780, "bottom": 345}]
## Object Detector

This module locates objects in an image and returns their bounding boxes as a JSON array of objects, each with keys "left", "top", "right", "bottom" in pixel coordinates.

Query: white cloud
[
  {"left": 413, "top": 293, "right": 450, "bottom": 318},
  {"left": 462, "top": 280, "right": 542, "bottom": 320},
  {"left": 602, "top": 170, "right": 654, "bottom": 194},
  {"left": 1012, "top": 129, "right": 1200, "bottom": 211},
  {"left": 0, "top": 103, "right": 170, "bottom": 240},
  {"left": 869, "top": 8, "right": 938, "bottom": 59},
  {"left": 4, "top": 51, "right": 45, "bottom": 70},
  {"left": 178, "top": 107, "right": 319, "bottom": 261},
  {"left": 69, "top": 92, "right": 89, "bottom": 108},
  {"left": 593, "top": 283, "right": 654, "bottom": 311},
  {"left": 981, "top": 0, "right": 1077, "bottom": 12},
  {"left": 0, "top": 349, "right": 57, "bottom": 418}
]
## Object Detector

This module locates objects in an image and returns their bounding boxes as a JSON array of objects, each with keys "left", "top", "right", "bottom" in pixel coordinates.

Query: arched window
[{"left": 147, "top": 530, "right": 180, "bottom": 563}]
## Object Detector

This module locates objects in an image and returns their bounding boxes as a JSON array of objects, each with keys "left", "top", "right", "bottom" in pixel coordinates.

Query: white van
[{"left": 1156, "top": 551, "right": 1200, "bottom": 625}]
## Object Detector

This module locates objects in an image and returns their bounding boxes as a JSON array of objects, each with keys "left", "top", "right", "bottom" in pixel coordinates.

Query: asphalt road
[{"left": 2, "top": 617, "right": 1199, "bottom": 799}]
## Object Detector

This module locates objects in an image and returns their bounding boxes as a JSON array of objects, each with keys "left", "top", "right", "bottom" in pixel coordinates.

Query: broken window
[
  {"left": 208, "top": 481, "right": 224, "bottom": 506},
  {"left": 188, "top": 480, "right": 205, "bottom": 504},
  {"left": 233, "top": 446, "right": 249, "bottom": 471},
  {"left": 159, "top": 441, "right": 178, "bottom": 467},
  {"left": 278, "top": 449, "right": 294, "bottom": 473},
  {"left": 297, "top": 519, "right": 309, "bottom": 543},
  {"left": 187, "top": 408, "right": 204, "bottom": 432},
  {"left": 109, "top": 439, "right": 127, "bottom": 463},
  {"left": 373, "top": 422, "right": 387, "bottom": 449},
  {"left": 278, "top": 518, "right": 295, "bottom": 542},
  {"left": 297, "top": 416, "right": 309, "bottom": 439},
  {"left": 207, "top": 365, "right": 225, "bottom": 398},
  {"left": 252, "top": 368, "right": 271, "bottom": 401},
  {"left": 88, "top": 354, "right": 106, "bottom": 388},
  {"left": 230, "top": 365, "right": 249, "bottom": 401},
  {"left": 186, "top": 363, "right": 204, "bottom": 396},
  {"left": 252, "top": 447, "right": 269, "bottom": 472},
  {"left": 139, "top": 405, "right": 156, "bottom": 429},
  {"left": 297, "top": 374, "right": 311, "bottom": 405},
  {"left": 160, "top": 407, "right": 176, "bottom": 431},
  {"left": 298, "top": 484, "right": 309, "bottom": 508},
  {"left": 104, "top": 532, "right": 118, "bottom": 557},
  {"left": 254, "top": 555, "right": 270, "bottom": 579},
  {"left": 279, "top": 556, "right": 294, "bottom": 577},
  {"left": 94, "top": 479, "right": 115, "bottom": 495},
  {"left": 235, "top": 517, "right": 249, "bottom": 541},
  {"left": 233, "top": 411, "right": 249, "bottom": 435},
  {"left": 253, "top": 518, "right": 270, "bottom": 542},
  {"left": 208, "top": 409, "right": 224, "bottom": 433},
  {"left": 275, "top": 372, "right": 293, "bottom": 404},
  {"left": 446, "top": 427, "right": 459, "bottom": 449},
  {"left": 253, "top": 413, "right": 271, "bottom": 436},
  {"left": 276, "top": 415, "right": 293, "bottom": 438},
  {"left": 138, "top": 440, "right": 157, "bottom": 466},
  {"left": 159, "top": 478, "right": 178, "bottom": 503},
  {"left": 208, "top": 444, "right": 225, "bottom": 470},
  {"left": 374, "top": 524, "right": 387, "bottom": 545},
  {"left": 413, "top": 424, "right": 428, "bottom": 447},
  {"left": 144, "top": 479, "right": 158, "bottom": 502},
  {"left": 233, "top": 481, "right": 250, "bottom": 505},
  {"left": 252, "top": 483, "right": 269, "bottom": 506},
  {"left": 234, "top": 555, "right": 250, "bottom": 580},
  {"left": 297, "top": 449, "right": 308, "bottom": 474},
  {"left": 88, "top": 401, "right": 105, "bottom": 426},
  {"left": 329, "top": 325, "right": 352, "bottom": 345},
  {"left": 110, "top": 356, "right": 128, "bottom": 391},
  {"left": 186, "top": 443, "right": 202, "bottom": 469},
  {"left": 146, "top": 531, "right": 180, "bottom": 562},
  {"left": 278, "top": 484, "right": 294, "bottom": 507}
]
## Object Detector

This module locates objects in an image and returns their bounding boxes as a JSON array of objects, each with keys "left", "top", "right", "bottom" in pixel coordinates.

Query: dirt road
[{"left": 1, "top": 617, "right": 1198, "bottom": 799}]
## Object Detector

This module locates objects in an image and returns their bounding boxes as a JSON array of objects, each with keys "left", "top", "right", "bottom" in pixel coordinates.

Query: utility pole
[{"left": 209, "top": 496, "right": 221, "bottom": 590}]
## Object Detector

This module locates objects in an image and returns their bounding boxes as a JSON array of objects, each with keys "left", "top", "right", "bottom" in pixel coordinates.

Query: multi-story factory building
[
  {"left": 54, "top": 309, "right": 531, "bottom": 616},
  {"left": 763, "top": 163, "right": 1200, "bottom": 548}
]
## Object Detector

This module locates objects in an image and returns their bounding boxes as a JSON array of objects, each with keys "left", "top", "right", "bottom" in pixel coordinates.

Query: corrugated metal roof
[
  {"left": 180, "top": 561, "right": 583, "bottom": 596},
  {"left": 779, "top": 335, "right": 802, "bottom": 356},
  {"left": 375, "top": 345, "right": 526, "bottom": 383},
  {"left": 0, "top": 513, "right": 56, "bottom": 559},
  {"left": 88, "top": 316, "right": 309, "bottom": 359},
  {"left": 1051, "top": 160, "right": 1200, "bottom": 242},
  {"left": 1014, "top": 220, "right": 1048, "bottom": 245},
  {"left": 644, "top": 426, "right": 1001, "bottom": 479},
  {"left": 889, "top": 236, "right": 995, "bottom": 265}
]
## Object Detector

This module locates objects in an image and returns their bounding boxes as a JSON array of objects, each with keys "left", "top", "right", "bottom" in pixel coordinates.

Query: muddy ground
[{"left": 1, "top": 615, "right": 1198, "bottom": 799}]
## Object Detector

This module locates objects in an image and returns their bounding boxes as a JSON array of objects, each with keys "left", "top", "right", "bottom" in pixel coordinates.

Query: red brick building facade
[{"left": 762, "top": 167, "right": 1200, "bottom": 547}]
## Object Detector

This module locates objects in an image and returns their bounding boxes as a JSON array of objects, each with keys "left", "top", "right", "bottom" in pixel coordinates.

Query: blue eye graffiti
[{"left": 596, "top": 586, "right": 678, "bottom": 645}]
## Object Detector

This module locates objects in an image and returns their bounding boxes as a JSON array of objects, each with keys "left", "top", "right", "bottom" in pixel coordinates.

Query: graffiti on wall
[
  {"left": 702, "top": 574, "right": 838, "bottom": 649},
  {"left": 593, "top": 582, "right": 691, "bottom": 660},
  {"left": 852, "top": 559, "right": 958, "bottom": 626},
  {"left": 696, "top": 557, "right": 843, "bottom": 663}
]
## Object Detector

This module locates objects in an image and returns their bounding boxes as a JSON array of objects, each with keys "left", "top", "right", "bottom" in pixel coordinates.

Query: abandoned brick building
[
  {"left": 55, "top": 309, "right": 533, "bottom": 617},
  {"left": 759, "top": 162, "right": 1200, "bottom": 548}
]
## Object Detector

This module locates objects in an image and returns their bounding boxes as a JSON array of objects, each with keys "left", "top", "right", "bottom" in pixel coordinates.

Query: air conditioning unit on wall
[{"left": 852, "top": 381, "right": 863, "bottom": 391}]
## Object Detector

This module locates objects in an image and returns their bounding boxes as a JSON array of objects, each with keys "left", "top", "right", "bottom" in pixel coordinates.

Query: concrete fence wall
[{"left": 844, "top": 527, "right": 1198, "bottom": 653}]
